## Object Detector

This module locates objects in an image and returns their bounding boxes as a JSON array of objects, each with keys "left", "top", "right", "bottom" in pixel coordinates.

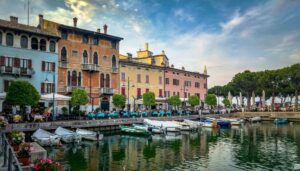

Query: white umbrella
[
  {"left": 228, "top": 91, "right": 233, "bottom": 105},
  {"left": 41, "top": 93, "right": 71, "bottom": 101},
  {"left": 262, "top": 90, "right": 266, "bottom": 107},
  {"left": 239, "top": 92, "right": 243, "bottom": 106}
]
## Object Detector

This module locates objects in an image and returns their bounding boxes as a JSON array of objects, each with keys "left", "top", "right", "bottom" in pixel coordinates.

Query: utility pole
[{"left": 127, "top": 77, "right": 130, "bottom": 111}]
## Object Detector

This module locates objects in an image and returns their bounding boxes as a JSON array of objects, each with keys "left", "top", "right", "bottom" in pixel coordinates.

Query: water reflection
[{"left": 46, "top": 123, "right": 300, "bottom": 171}]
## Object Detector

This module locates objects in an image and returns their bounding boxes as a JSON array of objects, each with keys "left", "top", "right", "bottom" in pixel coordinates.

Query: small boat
[
  {"left": 171, "top": 121, "right": 196, "bottom": 131},
  {"left": 55, "top": 127, "right": 81, "bottom": 143},
  {"left": 132, "top": 124, "right": 149, "bottom": 131},
  {"left": 151, "top": 127, "right": 165, "bottom": 134},
  {"left": 144, "top": 119, "right": 181, "bottom": 132},
  {"left": 217, "top": 119, "right": 231, "bottom": 128},
  {"left": 32, "top": 129, "right": 61, "bottom": 146},
  {"left": 249, "top": 116, "right": 261, "bottom": 122},
  {"left": 76, "top": 128, "right": 103, "bottom": 141},
  {"left": 221, "top": 118, "right": 244, "bottom": 126},
  {"left": 184, "top": 119, "right": 202, "bottom": 127},
  {"left": 120, "top": 126, "right": 150, "bottom": 136},
  {"left": 274, "top": 118, "right": 288, "bottom": 124},
  {"left": 201, "top": 118, "right": 218, "bottom": 128}
]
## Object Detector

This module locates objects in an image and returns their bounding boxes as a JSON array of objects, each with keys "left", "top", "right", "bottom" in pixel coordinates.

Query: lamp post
[
  {"left": 215, "top": 88, "right": 220, "bottom": 113},
  {"left": 181, "top": 83, "right": 187, "bottom": 111},
  {"left": 122, "top": 77, "right": 134, "bottom": 111},
  {"left": 44, "top": 73, "right": 55, "bottom": 121}
]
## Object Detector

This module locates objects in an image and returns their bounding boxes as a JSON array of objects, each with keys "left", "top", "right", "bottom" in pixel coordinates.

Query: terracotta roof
[{"left": 0, "top": 19, "right": 60, "bottom": 38}]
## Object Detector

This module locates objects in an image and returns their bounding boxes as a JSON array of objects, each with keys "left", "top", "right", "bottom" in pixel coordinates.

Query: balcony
[
  {"left": 65, "top": 86, "right": 85, "bottom": 93},
  {"left": 100, "top": 87, "right": 114, "bottom": 95},
  {"left": 81, "top": 64, "right": 99, "bottom": 72},
  {"left": 0, "top": 66, "right": 34, "bottom": 77},
  {"left": 20, "top": 68, "right": 34, "bottom": 77},
  {"left": 112, "top": 67, "right": 118, "bottom": 73},
  {"left": 59, "top": 61, "right": 68, "bottom": 68}
]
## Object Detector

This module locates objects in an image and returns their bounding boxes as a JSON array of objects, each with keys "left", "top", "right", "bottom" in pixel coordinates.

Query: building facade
[
  {"left": 0, "top": 16, "right": 59, "bottom": 112},
  {"left": 41, "top": 16, "right": 122, "bottom": 112}
]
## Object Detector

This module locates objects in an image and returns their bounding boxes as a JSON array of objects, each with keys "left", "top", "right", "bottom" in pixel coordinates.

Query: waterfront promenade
[{"left": 235, "top": 112, "right": 300, "bottom": 121}]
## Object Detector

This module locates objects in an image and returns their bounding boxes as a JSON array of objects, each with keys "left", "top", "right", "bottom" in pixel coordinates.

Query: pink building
[{"left": 164, "top": 65, "right": 209, "bottom": 103}]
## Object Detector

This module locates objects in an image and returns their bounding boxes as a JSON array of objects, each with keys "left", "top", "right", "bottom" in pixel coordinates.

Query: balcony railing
[
  {"left": 81, "top": 64, "right": 99, "bottom": 72},
  {"left": 20, "top": 67, "right": 34, "bottom": 76},
  {"left": 66, "top": 86, "right": 85, "bottom": 93},
  {"left": 59, "top": 61, "right": 68, "bottom": 68},
  {"left": 0, "top": 66, "right": 34, "bottom": 77},
  {"left": 100, "top": 87, "right": 114, "bottom": 95},
  {"left": 112, "top": 67, "right": 118, "bottom": 73}
]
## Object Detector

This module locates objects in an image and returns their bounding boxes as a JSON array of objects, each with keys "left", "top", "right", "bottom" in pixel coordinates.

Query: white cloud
[
  {"left": 289, "top": 52, "right": 300, "bottom": 62},
  {"left": 174, "top": 8, "right": 194, "bottom": 22}
]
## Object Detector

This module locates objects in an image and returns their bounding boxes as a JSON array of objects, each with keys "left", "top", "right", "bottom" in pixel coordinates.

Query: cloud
[
  {"left": 289, "top": 52, "right": 300, "bottom": 62},
  {"left": 174, "top": 8, "right": 195, "bottom": 22}
]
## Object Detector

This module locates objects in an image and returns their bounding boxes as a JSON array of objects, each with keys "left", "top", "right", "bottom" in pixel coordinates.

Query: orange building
[{"left": 40, "top": 16, "right": 123, "bottom": 111}]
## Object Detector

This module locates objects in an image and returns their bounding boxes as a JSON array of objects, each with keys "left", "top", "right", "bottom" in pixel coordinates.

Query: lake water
[{"left": 46, "top": 122, "right": 300, "bottom": 171}]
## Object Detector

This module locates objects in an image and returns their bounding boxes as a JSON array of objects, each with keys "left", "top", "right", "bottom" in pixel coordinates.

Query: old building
[
  {"left": 40, "top": 15, "right": 123, "bottom": 112},
  {"left": 0, "top": 16, "right": 59, "bottom": 112}
]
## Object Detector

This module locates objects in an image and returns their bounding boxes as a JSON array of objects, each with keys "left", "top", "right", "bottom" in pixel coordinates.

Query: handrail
[{"left": 1, "top": 133, "right": 23, "bottom": 171}]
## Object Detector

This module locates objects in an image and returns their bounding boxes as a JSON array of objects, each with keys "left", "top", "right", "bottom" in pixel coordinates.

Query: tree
[
  {"left": 5, "top": 80, "right": 40, "bottom": 113},
  {"left": 112, "top": 94, "right": 126, "bottom": 109},
  {"left": 205, "top": 94, "right": 217, "bottom": 109},
  {"left": 70, "top": 89, "right": 89, "bottom": 116},
  {"left": 288, "top": 63, "right": 300, "bottom": 111},
  {"left": 168, "top": 95, "right": 181, "bottom": 109},
  {"left": 222, "top": 98, "right": 231, "bottom": 107},
  {"left": 143, "top": 92, "right": 156, "bottom": 109},
  {"left": 188, "top": 95, "right": 200, "bottom": 111}
]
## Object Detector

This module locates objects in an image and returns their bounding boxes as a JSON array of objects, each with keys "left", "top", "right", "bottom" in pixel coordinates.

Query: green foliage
[
  {"left": 143, "top": 92, "right": 156, "bottom": 107},
  {"left": 112, "top": 94, "right": 126, "bottom": 108},
  {"left": 5, "top": 81, "right": 40, "bottom": 109},
  {"left": 188, "top": 96, "right": 199, "bottom": 107},
  {"left": 95, "top": 107, "right": 100, "bottom": 113},
  {"left": 222, "top": 98, "right": 231, "bottom": 107},
  {"left": 205, "top": 94, "right": 217, "bottom": 108},
  {"left": 70, "top": 89, "right": 89, "bottom": 106},
  {"left": 61, "top": 107, "right": 68, "bottom": 115},
  {"left": 168, "top": 95, "right": 181, "bottom": 107}
]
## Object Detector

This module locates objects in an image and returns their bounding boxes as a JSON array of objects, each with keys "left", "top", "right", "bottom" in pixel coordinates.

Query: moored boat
[
  {"left": 201, "top": 118, "right": 218, "bottom": 128},
  {"left": 274, "top": 118, "right": 288, "bottom": 124},
  {"left": 120, "top": 126, "right": 150, "bottom": 136},
  {"left": 55, "top": 127, "right": 82, "bottom": 143},
  {"left": 76, "top": 128, "right": 103, "bottom": 141},
  {"left": 132, "top": 124, "right": 149, "bottom": 131},
  {"left": 32, "top": 129, "right": 61, "bottom": 146},
  {"left": 184, "top": 119, "right": 202, "bottom": 127},
  {"left": 217, "top": 119, "right": 231, "bottom": 128},
  {"left": 144, "top": 119, "right": 181, "bottom": 132},
  {"left": 249, "top": 116, "right": 261, "bottom": 122}
]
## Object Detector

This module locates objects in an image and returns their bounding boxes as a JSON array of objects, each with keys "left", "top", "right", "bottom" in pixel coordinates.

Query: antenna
[{"left": 27, "top": 0, "right": 30, "bottom": 25}]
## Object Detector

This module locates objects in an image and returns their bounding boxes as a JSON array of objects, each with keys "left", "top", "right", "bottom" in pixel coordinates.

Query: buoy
[{"left": 58, "top": 141, "right": 63, "bottom": 148}]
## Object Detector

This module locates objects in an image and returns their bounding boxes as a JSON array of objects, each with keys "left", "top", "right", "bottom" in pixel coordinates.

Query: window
[
  {"left": 137, "top": 88, "right": 141, "bottom": 98},
  {"left": 61, "top": 47, "right": 67, "bottom": 61},
  {"left": 177, "top": 92, "right": 180, "bottom": 96},
  {"left": 173, "top": 92, "right": 176, "bottom": 96},
  {"left": 165, "top": 78, "right": 169, "bottom": 84},
  {"left": 67, "top": 71, "right": 71, "bottom": 86},
  {"left": 49, "top": 41, "right": 56, "bottom": 52},
  {"left": 111, "top": 41, "right": 117, "bottom": 49},
  {"left": 121, "top": 87, "right": 126, "bottom": 96},
  {"left": 31, "top": 38, "right": 38, "bottom": 50},
  {"left": 71, "top": 71, "right": 77, "bottom": 86},
  {"left": 6, "top": 33, "right": 13, "bottom": 46},
  {"left": 93, "top": 52, "right": 98, "bottom": 65},
  {"left": 61, "top": 30, "right": 68, "bottom": 40},
  {"left": 72, "top": 50, "right": 78, "bottom": 57},
  {"left": 173, "top": 79, "right": 179, "bottom": 86},
  {"left": 40, "top": 39, "right": 46, "bottom": 51},
  {"left": 145, "top": 75, "right": 149, "bottom": 83},
  {"left": 184, "top": 81, "right": 191, "bottom": 87},
  {"left": 83, "top": 50, "right": 88, "bottom": 64},
  {"left": 5, "top": 57, "right": 13, "bottom": 67},
  {"left": 20, "top": 59, "right": 28, "bottom": 68},
  {"left": 146, "top": 88, "right": 149, "bottom": 92},
  {"left": 100, "top": 74, "right": 105, "bottom": 88},
  {"left": 159, "top": 76, "right": 162, "bottom": 85},
  {"left": 184, "top": 92, "right": 187, "bottom": 98},
  {"left": 137, "top": 74, "right": 141, "bottom": 83},
  {"left": 106, "top": 74, "right": 110, "bottom": 88},
  {"left": 42, "top": 61, "right": 55, "bottom": 72},
  {"left": 20, "top": 36, "right": 28, "bottom": 48},
  {"left": 82, "top": 35, "right": 89, "bottom": 44},
  {"left": 0, "top": 32, "right": 2, "bottom": 45},
  {"left": 159, "top": 89, "right": 163, "bottom": 97},
  {"left": 195, "top": 82, "right": 200, "bottom": 88},
  {"left": 204, "top": 83, "right": 207, "bottom": 89},
  {"left": 112, "top": 55, "right": 117, "bottom": 69},
  {"left": 93, "top": 37, "right": 98, "bottom": 45},
  {"left": 121, "top": 72, "right": 125, "bottom": 81},
  {"left": 195, "top": 93, "right": 200, "bottom": 98},
  {"left": 78, "top": 72, "right": 81, "bottom": 86},
  {"left": 41, "top": 83, "right": 54, "bottom": 94}
]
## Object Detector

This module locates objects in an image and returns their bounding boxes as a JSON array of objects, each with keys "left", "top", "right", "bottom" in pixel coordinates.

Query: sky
[{"left": 1, "top": 0, "right": 300, "bottom": 87}]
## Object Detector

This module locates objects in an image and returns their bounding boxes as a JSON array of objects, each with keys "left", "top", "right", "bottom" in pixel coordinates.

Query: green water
[{"left": 46, "top": 123, "right": 300, "bottom": 171}]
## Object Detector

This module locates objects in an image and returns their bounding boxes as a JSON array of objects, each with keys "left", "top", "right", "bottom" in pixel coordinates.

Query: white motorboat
[
  {"left": 32, "top": 129, "right": 61, "bottom": 146},
  {"left": 171, "top": 121, "right": 195, "bottom": 131},
  {"left": 184, "top": 119, "right": 202, "bottom": 127},
  {"left": 144, "top": 119, "right": 181, "bottom": 132},
  {"left": 55, "top": 127, "right": 81, "bottom": 143},
  {"left": 249, "top": 116, "right": 261, "bottom": 122},
  {"left": 132, "top": 124, "right": 149, "bottom": 131},
  {"left": 76, "top": 128, "right": 103, "bottom": 141},
  {"left": 201, "top": 118, "right": 218, "bottom": 128},
  {"left": 151, "top": 127, "right": 165, "bottom": 134}
]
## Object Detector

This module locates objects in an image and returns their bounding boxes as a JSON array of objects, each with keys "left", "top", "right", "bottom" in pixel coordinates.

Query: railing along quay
[
  {"left": 0, "top": 133, "right": 23, "bottom": 171},
  {"left": 2, "top": 114, "right": 230, "bottom": 132}
]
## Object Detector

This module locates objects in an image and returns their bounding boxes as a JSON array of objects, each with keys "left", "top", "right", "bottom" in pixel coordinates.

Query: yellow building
[{"left": 119, "top": 57, "right": 165, "bottom": 111}]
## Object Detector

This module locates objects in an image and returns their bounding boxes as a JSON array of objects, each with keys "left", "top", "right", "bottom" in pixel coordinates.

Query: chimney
[
  {"left": 38, "top": 14, "right": 43, "bottom": 30},
  {"left": 10, "top": 16, "right": 18, "bottom": 23},
  {"left": 145, "top": 42, "right": 149, "bottom": 51},
  {"left": 171, "top": 64, "right": 174, "bottom": 68},
  {"left": 162, "top": 50, "right": 165, "bottom": 55},
  {"left": 182, "top": 66, "right": 185, "bottom": 70},
  {"left": 96, "top": 28, "right": 101, "bottom": 33},
  {"left": 103, "top": 24, "right": 108, "bottom": 34},
  {"left": 73, "top": 17, "right": 78, "bottom": 27}
]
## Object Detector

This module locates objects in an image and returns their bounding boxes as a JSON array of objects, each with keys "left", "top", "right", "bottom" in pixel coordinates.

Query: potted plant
[
  {"left": 0, "top": 116, "right": 8, "bottom": 128},
  {"left": 17, "top": 142, "right": 32, "bottom": 166},
  {"left": 32, "top": 158, "right": 61, "bottom": 171},
  {"left": 10, "top": 131, "right": 24, "bottom": 151}
]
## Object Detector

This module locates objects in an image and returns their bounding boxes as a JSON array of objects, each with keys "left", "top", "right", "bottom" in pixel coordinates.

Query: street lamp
[
  {"left": 122, "top": 77, "right": 134, "bottom": 111},
  {"left": 181, "top": 83, "right": 187, "bottom": 111},
  {"left": 44, "top": 73, "right": 55, "bottom": 121}
]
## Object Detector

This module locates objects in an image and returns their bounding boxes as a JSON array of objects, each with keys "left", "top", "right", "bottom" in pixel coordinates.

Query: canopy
[{"left": 41, "top": 93, "right": 71, "bottom": 101}]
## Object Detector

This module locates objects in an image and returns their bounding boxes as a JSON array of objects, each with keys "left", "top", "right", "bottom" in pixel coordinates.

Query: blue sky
[{"left": 1, "top": 0, "right": 300, "bottom": 87}]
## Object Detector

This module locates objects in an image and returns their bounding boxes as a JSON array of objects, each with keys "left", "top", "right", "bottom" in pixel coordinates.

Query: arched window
[
  {"left": 49, "top": 41, "right": 56, "bottom": 52},
  {"left": 20, "top": 36, "right": 28, "bottom": 48},
  {"left": 40, "top": 39, "right": 46, "bottom": 51},
  {"left": 106, "top": 74, "right": 110, "bottom": 88},
  {"left": 6, "top": 33, "right": 13, "bottom": 46},
  {"left": 67, "top": 71, "right": 71, "bottom": 86},
  {"left": 61, "top": 47, "right": 67, "bottom": 61},
  {"left": 31, "top": 38, "right": 38, "bottom": 50},
  {"left": 93, "top": 52, "right": 98, "bottom": 65},
  {"left": 83, "top": 50, "right": 88, "bottom": 64},
  {"left": 0, "top": 32, "right": 2, "bottom": 45},
  {"left": 78, "top": 72, "right": 81, "bottom": 86},
  {"left": 112, "top": 55, "right": 117, "bottom": 69},
  {"left": 71, "top": 71, "right": 77, "bottom": 86},
  {"left": 100, "top": 73, "right": 105, "bottom": 88}
]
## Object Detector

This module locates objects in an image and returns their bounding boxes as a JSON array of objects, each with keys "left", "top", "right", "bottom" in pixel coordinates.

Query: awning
[{"left": 41, "top": 93, "right": 71, "bottom": 101}]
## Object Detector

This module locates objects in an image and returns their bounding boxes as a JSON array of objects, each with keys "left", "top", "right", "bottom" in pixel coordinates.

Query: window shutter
[
  {"left": 0, "top": 56, "right": 5, "bottom": 66},
  {"left": 52, "top": 62, "right": 55, "bottom": 72},
  {"left": 28, "top": 60, "right": 32, "bottom": 69},
  {"left": 14, "top": 58, "right": 20, "bottom": 67},
  {"left": 41, "top": 83, "right": 45, "bottom": 94},
  {"left": 42, "top": 61, "right": 45, "bottom": 71}
]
